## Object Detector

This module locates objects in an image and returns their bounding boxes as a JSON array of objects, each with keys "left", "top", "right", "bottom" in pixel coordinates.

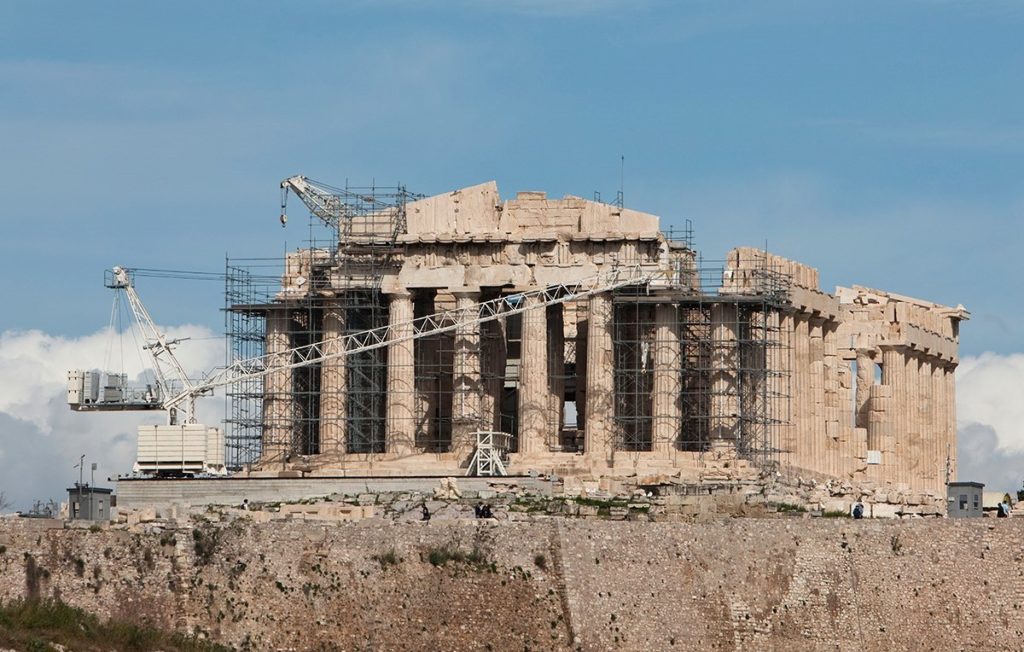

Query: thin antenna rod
[{"left": 619, "top": 155, "right": 625, "bottom": 208}]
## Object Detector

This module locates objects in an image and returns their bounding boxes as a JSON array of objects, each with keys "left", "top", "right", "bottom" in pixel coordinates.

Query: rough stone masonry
[
  {"left": 1, "top": 516, "right": 1021, "bottom": 651},
  {"left": 236, "top": 181, "right": 968, "bottom": 498}
]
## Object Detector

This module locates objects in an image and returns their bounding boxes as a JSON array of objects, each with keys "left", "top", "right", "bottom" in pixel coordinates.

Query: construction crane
[
  {"left": 70, "top": 262, "right": 651, "bottom": 476},
  {"left": 279, "top": 175, "right": 349, "bottom": 229},
  {"left": 164, "top": 264, "right": 651, "bottom": 413},
  {"left": 67, "top": 266, "right": 207, "bottom": 424},
  {"left": 68, "top": 266, "right": 223, "bottom": 476}
]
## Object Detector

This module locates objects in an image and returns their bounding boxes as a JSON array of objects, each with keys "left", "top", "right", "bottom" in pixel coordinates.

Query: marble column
[
  {"left": 518, "top": 294, "right": 549, "bottom": 454},
  {"left": 652, "top": 303, "right": 681, "bottom": 454},
  {"left": 867, "top": 383, "right": 892, "bottom": 481},
  {"left": 792, "top": 315, "right": 810, "bottom": 469},
  {"left": 547, "top": 303, "right": 566, "bottom": 449},
  {"left": 765, "top": 310, "right": 785, "bottom": 464},
  {"left": 881, "top": 345, "right": 907, "bottom": 486},
  {"left": 906, "top": 351, "right": 921, "bottom": 489},
  {"left": 929, "top": 358, "right": 943, "bottom": 490},
  {"left": 710, "top": 303, "right": 739, "bottom": 443},
  {"left": 944, "top": 362, "right": 957, "bottom": 481},
  {"left": 262, "top": 310, "right": 294, "bottom": 465},
  {"left": 480, "top": 305, "right": 507, "bottom": 432},
  {"left": 451, "top": 290, "right": 482, "bottom": 457},
  {"left": 385, "top": 291, "right": 415, "bottom": 455},
  {"left": 414, "top": 292, "right": 439, "bottom": 450},
  {"left": 855, "top": 349, "right": 874, "bottom": 433},
  {"left": 584, "top": 292, "right": 614, "bottom": 461},
  {"left": 808, "top": 316, "right": 825, "bottom": 473},
  {"left": 319, "top": 300, "right": 347, "bottom": 459},
  {"left": 822, "top": 320, "right": 840, "bottom": 476},
  {"left": 777, "top": 313, "right": 797, "bottom": 467}
]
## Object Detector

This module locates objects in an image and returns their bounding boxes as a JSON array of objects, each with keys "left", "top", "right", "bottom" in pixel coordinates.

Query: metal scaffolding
[
  {"left": 224, "top": 189, "right": 791, "bottom": 475},
  {"left": 610, "top": 246, "right": 792, "bottom": 468}
]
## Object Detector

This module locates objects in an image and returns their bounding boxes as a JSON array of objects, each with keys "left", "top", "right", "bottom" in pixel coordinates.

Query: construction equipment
[
  {"left": 68, "top": 266, "right": 224, "bottom": 476},
  {"left": 67, "top": 267, "right": 207, "bottom": 423},
  {"left": 280, "top": 175, "right": 349, "bottom": 229},
  {"left": 70, "top": 263, "right": 650, "bottom": 477},
  {"left": 166, "top": 264, "right": 651, "bottom": 413}
]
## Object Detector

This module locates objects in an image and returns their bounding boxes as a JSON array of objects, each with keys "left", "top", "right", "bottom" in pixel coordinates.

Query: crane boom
[
  {"left": 166, "top": 265, "right": 651, "bottom": 411},
  {"left": 103, "top": 266, "right": 205, "bottom": 423},
  {"left": 280, "top": 175, "right": 350, "bottom": 228}
]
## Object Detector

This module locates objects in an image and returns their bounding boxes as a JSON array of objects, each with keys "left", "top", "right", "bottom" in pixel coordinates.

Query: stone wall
[{"left": 1, "top": 517, "right": 1021, "bottom": 651}]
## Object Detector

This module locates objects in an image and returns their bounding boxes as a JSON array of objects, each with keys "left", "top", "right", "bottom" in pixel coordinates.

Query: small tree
[{"left": 0, "top": 491, "right": 11, "bottom": 512}]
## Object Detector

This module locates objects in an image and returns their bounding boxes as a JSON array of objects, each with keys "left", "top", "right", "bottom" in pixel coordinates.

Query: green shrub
[
  {"left": 821, "top": 510, "right": 849, "bottom": 518},
  {"left": 371, "top": 548, "right": 401, "bottom": 569}
]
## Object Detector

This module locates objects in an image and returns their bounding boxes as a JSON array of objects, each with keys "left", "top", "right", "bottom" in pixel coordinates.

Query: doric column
[
  {"left": 710, "top": 303, "right": 739, "bottom": 443},
  {"left": 792, "top": 314, "right": 810, "bottom": 469},
  {"left": 451, "top": 290, "right": 482, "bottom": 457},
  {"left": 480, "top": 306, "right": 507, "bottom": 432},
  {"left": 867, "top": 383, "right": 892, "bottom": 481},
  {"left": 808, "top": 316, "right": 825, "bottom": 472},
  {"left": 319, "top": 300, "right": 347, "bottom": 458},
  {"left": 262, "top": 309, "right": 294, "bottom": 465},
  {"left": 822, "top": 321, "right": 841, "bottom": 476},
  {"left": 414, "top": 292, "right": 439, "bottom": 450},
  {"left": 584, "top": 292, "right": 614, "bottom": 461},
  {"left": 385, "top": 290, "right": 415, "bottom": 455},
  {"left": 944, "top": 362, "right": 957, "bottom": 482},
  {"left": 929, "top": 358, "right": 943, "bottom": 490},
  {"left": 777, "top": 312, "right": 796, "bottom": 467},
  {"left": 517, "top": 293, "right": 549, "bottom": 454},
  {"left": 880, "top": 345, "right": 907, "bottom": 486},
  {"left": 547, "top": 304, "right": 566, "bottom": 449},
  {"left": 855, "top": 349, "right": 874, "bottom": 431},
  {"left": 906, "top": 351, "right": 921, "bottom": 489},
  {"left": 931, "top": 360, "right": 944, "bottom": 484},
  {"left": 766, "top": 310, "right": 785, "bottom": 465},
  {"left": 652, "top": 303, "right": 681, "bottom": 454}
]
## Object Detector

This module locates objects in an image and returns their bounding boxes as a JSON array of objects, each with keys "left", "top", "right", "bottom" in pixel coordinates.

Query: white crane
[
  {"left": 279, "top": 175, "right": 349, "bottom": 229},
  {"left": 70, "top": 263, "right": 652, "bottom": 475},
  {"left": 67, "top": 267, "right": 206, "bottom": 424},
  {"left": 164, "top": 264, "right": 650, "bottom": 412},
  {"left": 107, "top": 266, "right": 208, "bottom": 424}
]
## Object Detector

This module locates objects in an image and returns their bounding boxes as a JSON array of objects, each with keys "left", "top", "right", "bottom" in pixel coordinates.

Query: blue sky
[
  {"left": 1, "top": 1, "right": 1023, "bottom": 506},
  {"left": 1, "top": 0, "right": 1021, "bottom": 354}
]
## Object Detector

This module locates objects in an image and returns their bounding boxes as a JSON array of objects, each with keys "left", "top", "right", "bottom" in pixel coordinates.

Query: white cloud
[
  {"left": 957, "top": 352, "right": 1024, "bottom": 492},
  {"left": 0, "top": 326, "right": 223, "bottom": 512},
  {"left": 957, "top": 352, "right": 1024, "bottom": 450}
]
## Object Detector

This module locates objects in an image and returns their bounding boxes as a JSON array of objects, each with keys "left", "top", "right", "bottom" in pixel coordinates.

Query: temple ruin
[{"left": 225, "top": 181, "right": 968, "bottom": 496}]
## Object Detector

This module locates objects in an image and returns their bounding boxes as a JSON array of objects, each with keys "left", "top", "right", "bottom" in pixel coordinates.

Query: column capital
[
  {"left": 386, "top": 288, "right": 414, "bottom": 301},
  {"left": 878, "top": 343, "right": 908, "bottom": 353},
  {"left": 450, "top": 287, "right": 482, "bottom": 300}
]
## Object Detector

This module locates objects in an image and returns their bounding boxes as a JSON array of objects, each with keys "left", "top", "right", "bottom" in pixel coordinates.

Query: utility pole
[{"left": 75, "top": 454, "right": 84, "bottom": 520}]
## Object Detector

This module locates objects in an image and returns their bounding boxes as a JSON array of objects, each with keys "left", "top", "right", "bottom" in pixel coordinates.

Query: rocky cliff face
[{"left": 1, "top": 517, "right": 1020, "bottom": 651}]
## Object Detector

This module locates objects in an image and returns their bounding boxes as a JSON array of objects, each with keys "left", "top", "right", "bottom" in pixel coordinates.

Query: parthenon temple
[{"left": 226, "top": 181, "right": 968, "bottom": 495}]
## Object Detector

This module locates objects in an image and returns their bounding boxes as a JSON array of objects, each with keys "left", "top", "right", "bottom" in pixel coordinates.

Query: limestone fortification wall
[{"left": 1, "top": 517, "right": 1020, "bottom": 651}]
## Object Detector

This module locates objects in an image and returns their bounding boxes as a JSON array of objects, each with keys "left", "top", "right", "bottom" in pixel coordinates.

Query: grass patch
[
  {"left": 534, "top": 554, "right": 547, "bottom": 570},
  {"left": 427, "top": 545, "right": 487, "bottom": 567},
  {"left": 511, "top": 496, "right": 551, "bottom": 513},
  {"left": 371, "top": 548, "right": 402, "bottom": 569},
  {"left": 821, "top": 510, "right": 849, "bottom": 519},
  {"left": 0, "top": 598, "right": 230, "bottom": 651},
  {"left": 775, "top": 503, "right": 808, "bottom": 514},
  {"left": 573, "top": 496, "right": 628, "bottom": 509}
]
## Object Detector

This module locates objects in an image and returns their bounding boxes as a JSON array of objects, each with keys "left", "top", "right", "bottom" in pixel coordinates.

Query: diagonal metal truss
[{"left": 170, "top": 265, "right": 651, "bottom": 412}]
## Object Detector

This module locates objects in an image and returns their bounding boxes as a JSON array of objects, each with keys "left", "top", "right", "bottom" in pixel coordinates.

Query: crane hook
[{"left": 280, "top": 186, "right": 289, "bottom": 228}]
